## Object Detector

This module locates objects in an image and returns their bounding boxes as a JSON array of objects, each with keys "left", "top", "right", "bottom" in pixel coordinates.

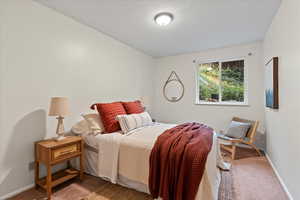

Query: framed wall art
[{"left": 265, "top": 57, "right": 279, "bottom": 109}]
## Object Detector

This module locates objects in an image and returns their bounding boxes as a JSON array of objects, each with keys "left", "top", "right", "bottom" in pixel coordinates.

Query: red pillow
[
  {"left": 122, "top": 100, "right": 144, "bottom": 114},
  {"left": 90, "top": 102, "right": 126, "bottom": 133}
]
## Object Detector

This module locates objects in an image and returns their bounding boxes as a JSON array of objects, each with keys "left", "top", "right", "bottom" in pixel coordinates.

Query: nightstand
[{"left": 34, "top": 136, "right": 84, "bottom": 199}]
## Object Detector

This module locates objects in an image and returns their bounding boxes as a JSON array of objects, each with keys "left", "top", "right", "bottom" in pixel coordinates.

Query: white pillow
[
  {"left": 116, "top": 112, "right": 153, "bottom": 134},
  {"left": 71, "top": 120, "right": 90, "bottom": 135},
  {"left": 81, "top": 113, "right": 104, "bottom": 135}
]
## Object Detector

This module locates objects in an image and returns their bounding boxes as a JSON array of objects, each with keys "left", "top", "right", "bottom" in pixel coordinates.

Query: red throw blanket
[{"left": 149, "top": 122, "right": 214, "bottom": 200}]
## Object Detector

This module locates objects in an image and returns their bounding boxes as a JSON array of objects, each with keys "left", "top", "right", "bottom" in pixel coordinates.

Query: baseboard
[
  {"left": 0, "top": 183, "right": 34, "bottom": 200},
  {"left": 265, "top": 154, "right": 294, "bottom": 200}
]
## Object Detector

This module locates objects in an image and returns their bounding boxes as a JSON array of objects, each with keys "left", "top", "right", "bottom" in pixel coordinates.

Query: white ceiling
[{"left": 35, "top": 0, "right": 281, "bottom": 57}]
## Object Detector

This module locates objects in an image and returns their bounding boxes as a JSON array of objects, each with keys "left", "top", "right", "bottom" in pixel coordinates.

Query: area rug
[
  {"left": 52, "top": 183, "right": 91, "bottom": 200},
  {"left": 218, "top": 169, "right": 234, "bottom": 200}
]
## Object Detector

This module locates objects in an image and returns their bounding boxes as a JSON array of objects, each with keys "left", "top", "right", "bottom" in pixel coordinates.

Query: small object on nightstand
[
  {"left": 48, "top": 97, "right": 70, "bottom": 141},
  {"left": 35, "top": 136, "right": 84, "bottom": 200}
]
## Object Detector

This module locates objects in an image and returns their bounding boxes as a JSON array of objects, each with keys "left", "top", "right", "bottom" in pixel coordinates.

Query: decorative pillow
[
  {"left": 91, "top": 102, "right": 126, "bottom": 133},
  {"left": 122, "top": 100, "right": 144, "bottom": 114},
  {"left": 116, "top": 112, "right": 153, "bottom": 134},
  {"left": 71, "top": 120, "right": 90, "bottom": 135},
  {"left": 81, "top": 113, "right": 104, "bottom": 135},
  {"left": 225, "top": 121, "right": 251, "bottom": 139}
]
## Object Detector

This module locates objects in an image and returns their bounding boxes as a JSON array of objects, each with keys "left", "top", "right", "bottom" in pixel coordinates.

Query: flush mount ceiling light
[{"left": 154, "top": 12, "right": 173, "bottom": 26}]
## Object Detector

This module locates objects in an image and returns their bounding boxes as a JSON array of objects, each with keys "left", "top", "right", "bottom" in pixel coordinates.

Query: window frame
[{"left": 195, "top": 57, "right": 249, "bottom": 106}]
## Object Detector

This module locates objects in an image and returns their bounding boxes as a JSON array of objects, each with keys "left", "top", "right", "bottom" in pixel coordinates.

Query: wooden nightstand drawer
[{"left": 52, "top": 143, "right": 79, "bottom": 161}]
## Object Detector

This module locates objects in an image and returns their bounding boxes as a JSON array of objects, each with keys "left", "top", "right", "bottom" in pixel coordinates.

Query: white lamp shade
[{"left": 49, "top": 97, "right": 70, "bottom": 116}]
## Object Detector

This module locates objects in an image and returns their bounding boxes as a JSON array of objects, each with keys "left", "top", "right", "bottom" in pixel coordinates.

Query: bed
[{"left": 78, "top": 122, "right": 222, "bottom": 200}]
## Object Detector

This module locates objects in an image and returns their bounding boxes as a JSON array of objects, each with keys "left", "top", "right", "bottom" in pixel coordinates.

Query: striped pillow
[{"left": 116, "top": 112, "right": 153, "bottom": 134}]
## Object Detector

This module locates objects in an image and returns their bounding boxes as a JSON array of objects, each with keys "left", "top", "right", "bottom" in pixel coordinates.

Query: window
[{"left": 196, "top": 59, "right": 247, "bottom": 105}]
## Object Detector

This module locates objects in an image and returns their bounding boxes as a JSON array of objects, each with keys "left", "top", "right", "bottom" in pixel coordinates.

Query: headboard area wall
[{"left": 0, "top": 0, "right": 154, "bottom": 197}]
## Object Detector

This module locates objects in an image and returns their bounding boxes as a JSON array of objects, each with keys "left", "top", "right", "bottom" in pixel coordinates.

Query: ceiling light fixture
[{"left": 154, "top": 12, "right": 173, "bottom": 26}]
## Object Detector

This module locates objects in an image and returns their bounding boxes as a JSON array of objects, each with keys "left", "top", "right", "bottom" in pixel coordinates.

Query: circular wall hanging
[{"left": 163, "top": 71, "right": 184, "bottom": 102}]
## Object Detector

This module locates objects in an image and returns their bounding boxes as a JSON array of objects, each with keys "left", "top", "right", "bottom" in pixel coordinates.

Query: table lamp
[{"left": 49, "top": 97, "right": 70, "bottom": 141}]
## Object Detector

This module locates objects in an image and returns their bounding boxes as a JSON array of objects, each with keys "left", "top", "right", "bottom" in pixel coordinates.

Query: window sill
[{"left": 195, "top": 102, "right": 250, "bottom": 107}]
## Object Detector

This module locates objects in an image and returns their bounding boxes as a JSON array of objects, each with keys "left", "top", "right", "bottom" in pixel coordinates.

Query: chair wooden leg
[
  {"left": 231, "top": 145, "right": 236, "bottom": 160},
  {"left": 249, "top": 143, "right": 262, "bottom": 156}
]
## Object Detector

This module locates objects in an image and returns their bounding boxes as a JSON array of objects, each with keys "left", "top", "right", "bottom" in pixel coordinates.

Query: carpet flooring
[
  {"left": 221, "top": 147, "right": 289, "bottom": 200},
  {"left": 9, "top": 147, "right": 288, "bottom": 200}
]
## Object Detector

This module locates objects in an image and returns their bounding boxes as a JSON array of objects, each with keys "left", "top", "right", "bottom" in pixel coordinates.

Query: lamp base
[
  {"left": 55, "top": 135, "right": 66, "bottom": 141},
  {"left": 55, "top": 116, "right": 66, "bottom": 141}
]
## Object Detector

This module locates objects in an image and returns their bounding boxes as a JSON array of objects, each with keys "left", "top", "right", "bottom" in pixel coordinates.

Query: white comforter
[{"left": 88, "top": 123, "right": 221, "bottom": 200}]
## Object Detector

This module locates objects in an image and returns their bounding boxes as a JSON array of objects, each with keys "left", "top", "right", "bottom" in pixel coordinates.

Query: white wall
[
  {"left": 0, "top": 0, "right": 7, "bottom": 188},
  {"left": 152, "top": 42, "right": 265, "bottom": 141},
  {"left": 263, "top": 0, "right": 300, "bottom": 199},
  {"left": 0, "top": 0, "right": 154, "bottom": 197}
]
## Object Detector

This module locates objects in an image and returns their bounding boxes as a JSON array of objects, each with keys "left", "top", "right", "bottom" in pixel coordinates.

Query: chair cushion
[{"left": 225, "top": 121, "right": 251, "bottom": 139}]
